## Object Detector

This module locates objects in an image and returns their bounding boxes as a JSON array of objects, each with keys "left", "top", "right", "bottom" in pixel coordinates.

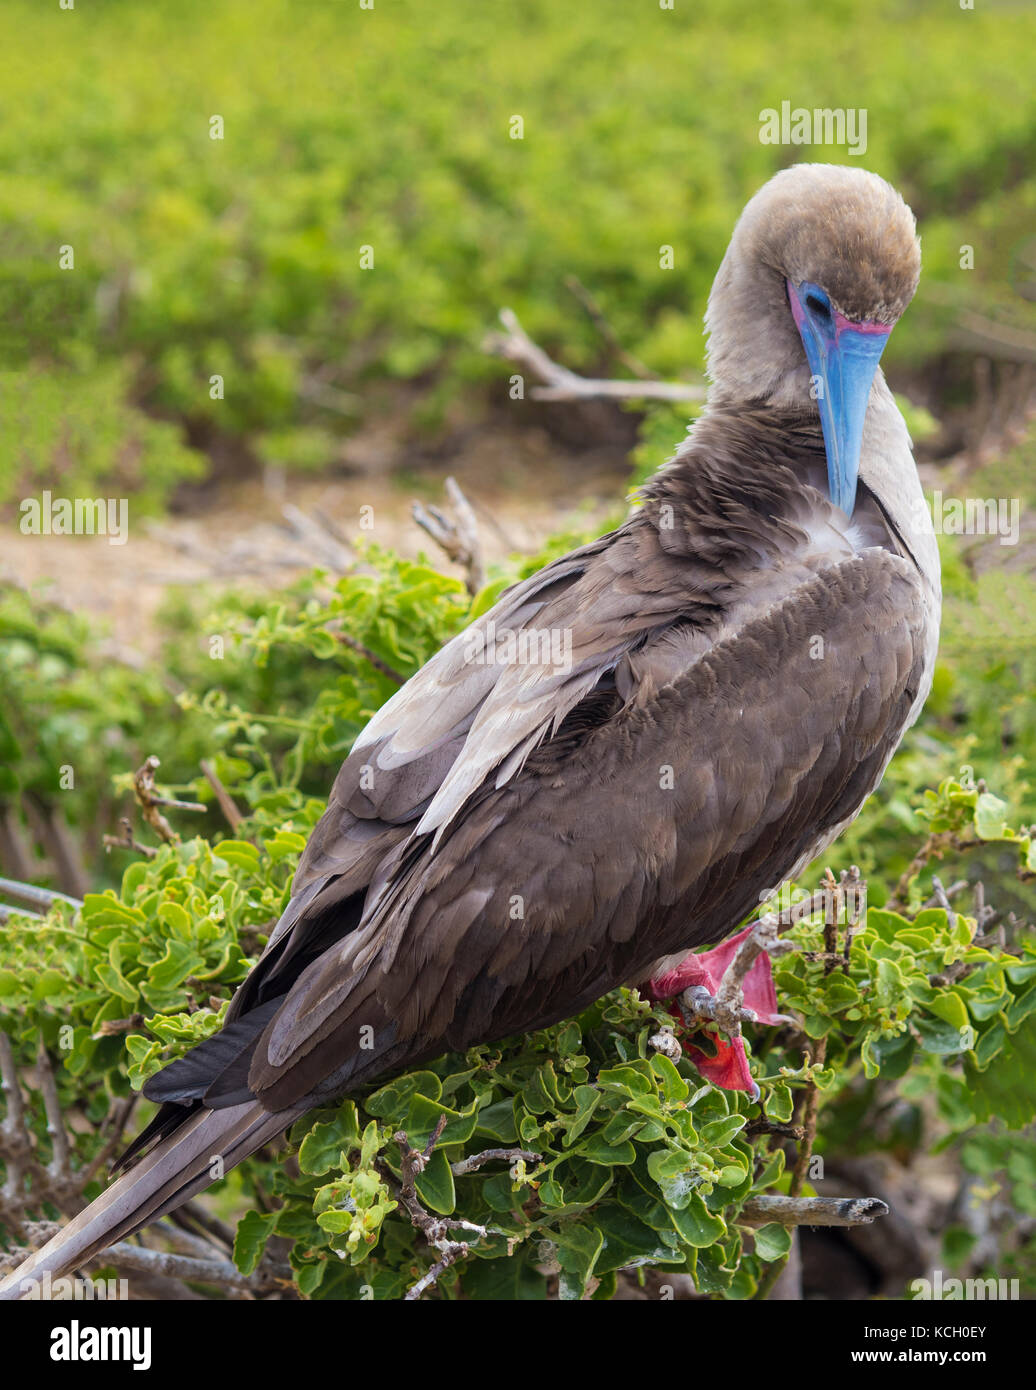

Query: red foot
[{"left": 647, "top": 925, "right": 783, "bottom": 1100}]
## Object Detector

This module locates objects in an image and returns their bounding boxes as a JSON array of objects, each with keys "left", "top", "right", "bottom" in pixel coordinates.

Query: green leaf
[
  {"left": 578, "top": 1132, "right": 637, "bottom": 1166},
  {"left": 752, "top": 1223, "right": 792, "bottom": 1262},
  {"left": 596, "top": 1063, "right": 653, "bottom": 1097},
  {"left": 554, "top": 1222, "right": 604, "bottom": 1299},
  {"left": 974, "top": 791, "right": 1008, "bottom": 839},
  {"left": 669, "top": 1191, "right": 726, "bottom": 1247},
  {"left": 157, "top": 901, "right": 192, "bottom": 935},
  {"left": 473, "top": 1099, "right": 519, "bottom": 1143},
  {"left": 365, "top": 1071, "right": 442, "bottom": 1122},
  {"left": 297, "top": 1106, "right": 362, "bottom": 1175},
  {"left": 765, "top": 1082, "right": 794, "bottom": 1123},
  {"left": 415, "top": 1148, "right": 456, "bottom": 1215},
  {"left": 213, "top": 839, "right": 262, "bottom": 871},
  {"left": 233, "top": 1209, "right": 278, "bottom": 1275},
  {"left": 649, "top": 1053, "right": 690, "bottom": 1102},
  {"left": 701, "top": 1114, "right": 747, "bottom": 1147},
  {"left": 925, "top": 990, "right": 970, "bottom": 1030}
]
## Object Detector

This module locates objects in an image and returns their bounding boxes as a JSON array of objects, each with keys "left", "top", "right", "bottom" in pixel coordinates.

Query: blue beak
[{"left": 787, "top": 280, "right": 891, "bottom": 519}]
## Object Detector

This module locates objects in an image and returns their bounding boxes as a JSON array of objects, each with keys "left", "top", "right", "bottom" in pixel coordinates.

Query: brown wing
[
  {"left": 223, "top": 519, "right": 728, "bottom": 1022},
  {"left": 247, "top": 547, "right": 929, "bottom": 1111}
]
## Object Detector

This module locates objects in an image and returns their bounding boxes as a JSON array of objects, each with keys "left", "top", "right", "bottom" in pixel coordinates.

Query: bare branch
[
  {"left": 564, "top": 274, "right": 654, "bottom": 379},
  {"left": 0, "top": 877, "right": 82, "bottom": 914},
  {"left": 21, "top": 796, "right": 89, "bottom": 899},
  {"left": 741, "top": 1195, "right": 889, "bottom": 1229},
  {"left": 412, "top": 476, "right": 486, "bottom": 595},
  {"left": 485, "top": 307, "right": 705, "bottom": 403},
  {"left": 200, "top": 759, "right": 247, "bottom": 835},
  {"left": 0, "top": 1034, "right": 31, "bottom": 1230},
  {"left": 450, "top": 1148, "right": 540, "bottom": 1177},
  {"left": 103, "top": 818, "right": 157, "bottom": 860},
  {"left": 81, "top": 1094, "right": 139, "bottom": 1185},
  {"left": 0, "top": 903, "right": 44, "bottom": 924},
  {"left": 378, "top": 1121, "right": 512, "bottom": 1301},
  {"left": 132, "top": 757, "right": 180, "bottom": 844},
  {"left": 91, "top": 1015, "right": 146, "bottom": 1040},
  {"left": 0, "top": 806, "right": 35, "bottom": 881},
  {"left": 91, "top": 1240, "right": 292, "bottom": 1295},
  {"left": 332, "top": 630, "right": 406, "bottom": 686},
  {"left": 281, "top": 503, "right": 354, "bottom": 572},
  {"left": 35, "top": 1040, "right": 72, "bottom": 1190}
]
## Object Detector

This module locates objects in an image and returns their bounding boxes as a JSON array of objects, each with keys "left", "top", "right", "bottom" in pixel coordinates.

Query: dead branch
[
  {"left": 0, "top": 877, "right": 82, "bottom": 914},
  {"left": 132, "top": 756, "right": 181, "bottom": 845},
  {"left": 103, "top": 818, "right": 157, "bottom": 859},
  {"left": 35, "top": 1041, "right": 73, "bottom": 1197},
  {"left": 200, "top": 759, "right": 247, "bottom": 834},
  {"left": 332, "top": 630, "right": 406, "bottom": 686},
  {"left": 740, "top": 1195, "right": 889, "bottom": 1229},
  {"left": 91, "top": 1015, "right": 146, "bottom": 1039},
  {"left": 81, "top": 1094, "right": 139, "bottom": 1185},
  {"left": 412, "top": 476, "right": 485, "bottom": 595},
  {"left": 21, "top": 796, "right": 89, "bottom": 900},
  {"left": 378, "top": 1118, "right": 502, "bottom": 1301},
  {"left": 485, "top": 307, "right": 705, "bottom": 403},
  {"left": 0, "top": 903, "right": 44, "bottom": 924},
  {"left": 886, "top": 831, "right": 985, "bottom": 911},
  {"left": 745, "top": 1119, "right": 805, "bottom": 1142},
  {"left": 0, "top": 805, "right": 35, "bottom": 881},
  {"left": 89, "top": 1240, "right": 292, "bottom": 1295},
  {"left": 170, "top": 1200, "right": 237, "bottom": 1256},
  {"left": 281, "top": 503, "right": 354, "bottom": 572},
  {"left": 449, "top": 1147, "right": 540, "bottom": 1177},
  {"left": 0, "top": 1034, "right": 31, "bottom": 1235}
]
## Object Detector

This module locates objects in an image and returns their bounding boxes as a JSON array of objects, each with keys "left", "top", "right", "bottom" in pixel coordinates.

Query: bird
[{"left": 0, "top": 162, "right": 940, "bottom": 1297}]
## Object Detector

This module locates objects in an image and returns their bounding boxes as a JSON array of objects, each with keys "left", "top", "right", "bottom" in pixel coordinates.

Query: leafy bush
[{"left": 1, "top": 523, "right": 1033, "bottom": 1298}]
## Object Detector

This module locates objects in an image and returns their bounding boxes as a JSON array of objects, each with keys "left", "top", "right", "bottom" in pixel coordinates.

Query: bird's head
[{"left": 705, "top": 163, "right": 921, "bottom": 518}]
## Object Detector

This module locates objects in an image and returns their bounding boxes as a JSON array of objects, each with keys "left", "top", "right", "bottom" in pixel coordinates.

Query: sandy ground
[{"left": 2, "top": 426, "right": 630, "bottom": 651}]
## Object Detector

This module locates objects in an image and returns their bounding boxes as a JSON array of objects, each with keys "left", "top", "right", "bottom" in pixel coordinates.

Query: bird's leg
[{"left": 646, "top": 919, "right": 796, "bottom": 1099}]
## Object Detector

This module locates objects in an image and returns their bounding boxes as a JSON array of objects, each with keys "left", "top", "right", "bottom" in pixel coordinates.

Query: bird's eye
[{"left": 805, "top": 290, "right": 832, "bottom": 319}]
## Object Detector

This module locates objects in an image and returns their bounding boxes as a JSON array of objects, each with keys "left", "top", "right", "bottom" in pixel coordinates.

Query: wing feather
[{"left": 247, "top": 547, "right": 931, "bottom": 1110}]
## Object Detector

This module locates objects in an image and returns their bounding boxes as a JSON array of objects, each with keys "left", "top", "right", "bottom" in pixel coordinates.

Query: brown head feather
[{"left": 704, "top": 163, "right": 921, "bottom": 409}]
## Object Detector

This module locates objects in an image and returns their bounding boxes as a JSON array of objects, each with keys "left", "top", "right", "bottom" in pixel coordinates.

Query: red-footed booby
[{"left": 0, "top": 163, "right": 940, "bottom": 1295}]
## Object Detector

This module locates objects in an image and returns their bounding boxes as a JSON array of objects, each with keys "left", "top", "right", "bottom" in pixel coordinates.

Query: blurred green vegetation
[{"left": 2, "top": 0, "right": 1034, "bottom": 506}]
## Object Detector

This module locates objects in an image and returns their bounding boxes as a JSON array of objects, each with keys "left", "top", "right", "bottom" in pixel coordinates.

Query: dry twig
[
  {"left": 0, "top": 877, "right": 82, "bottom": 914},
  {"left": 485, "top": 307, "right": 705, "bottom": 403},
  {"left": 103, "top": 817, "right": 157, "bottom": 859},
  {"left": 740, "top": 1195, "right": 889, "bottom": 1229},
  {"left": 200, "top": 759, "right": 247, "bottom": 834},
  {"left": 412, "top": 476, "right": 485, "bottom": 595},
  {"left": 378, "top": 1118, "right": 539, "bottom": 1300}
]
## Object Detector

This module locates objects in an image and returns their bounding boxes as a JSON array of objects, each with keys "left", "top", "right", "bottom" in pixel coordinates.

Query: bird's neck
[{"left": 645, "top": 385, "right": 940, "bottom": 598}]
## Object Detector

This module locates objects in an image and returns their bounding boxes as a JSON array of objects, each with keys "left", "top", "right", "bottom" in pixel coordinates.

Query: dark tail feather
[{"left": 0, "top": 1099, "right": 303, "bottom": 1300}]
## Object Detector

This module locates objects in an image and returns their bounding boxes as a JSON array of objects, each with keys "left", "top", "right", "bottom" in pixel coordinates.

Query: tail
[{"left": 0, "top": 1099, "right": 303, "bottom": 1300}]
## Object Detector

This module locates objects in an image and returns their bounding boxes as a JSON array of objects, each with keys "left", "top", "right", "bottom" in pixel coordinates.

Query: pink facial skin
[
  {"left": 787, "top": 278, "right": 890, "bottom": 342},
  {"left": 833, "top": 307, "right": 890, "bottom": 338}
]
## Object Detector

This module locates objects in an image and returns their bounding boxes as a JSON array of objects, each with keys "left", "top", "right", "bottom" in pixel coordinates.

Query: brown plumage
[{"left": 0, "top": 164, "right": 940, "bottom": 1296}]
